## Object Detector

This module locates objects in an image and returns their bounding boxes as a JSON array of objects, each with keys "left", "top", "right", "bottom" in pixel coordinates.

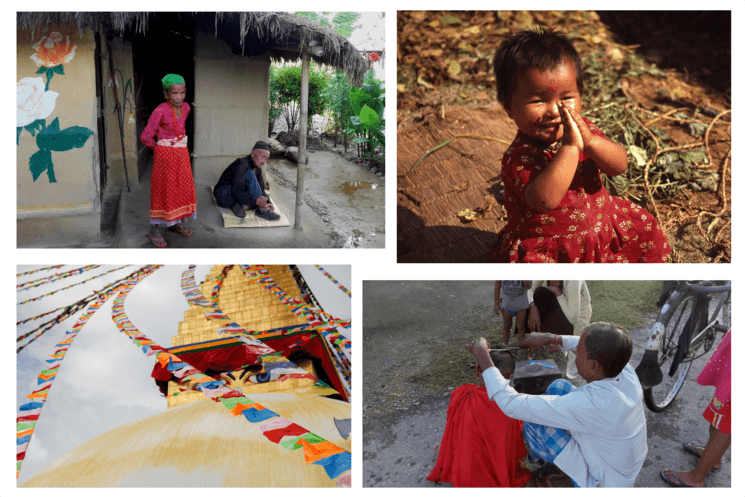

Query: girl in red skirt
[
  {"left": 141, "top": 73, "right": 197, "bottom": 248},
  {"left": 488, "top": 30, "right": 670, "bottom": 263}
]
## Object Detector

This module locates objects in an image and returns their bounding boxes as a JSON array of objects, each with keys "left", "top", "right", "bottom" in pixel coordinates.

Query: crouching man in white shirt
[{"left": 466, "top": 322, "right": 647, "bottom": 487}]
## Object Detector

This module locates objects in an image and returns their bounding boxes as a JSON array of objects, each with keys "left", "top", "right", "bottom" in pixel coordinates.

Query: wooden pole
[
  {"left": 294, "top": 49, "right": 310, "bottom": 229},
  {"left": 106, "top": 39, "right": 130, "bottom": 192}
]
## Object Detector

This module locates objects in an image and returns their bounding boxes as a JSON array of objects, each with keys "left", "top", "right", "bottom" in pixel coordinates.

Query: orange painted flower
[{"left": 31, "top": 32, "right": 76, "bottom": 68}]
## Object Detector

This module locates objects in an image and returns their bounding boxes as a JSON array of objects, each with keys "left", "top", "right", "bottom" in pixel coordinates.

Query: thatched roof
[{"left": 17, "top": 12, "right": 369, "bottom": 85}]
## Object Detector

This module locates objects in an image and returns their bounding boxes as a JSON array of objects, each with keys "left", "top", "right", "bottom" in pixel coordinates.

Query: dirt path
[
  {"left": 268, "top": 146, "right": 385, "bottom": 248},
  {"left": 363, "top": 281, "right": 731, "bottom": 487}
]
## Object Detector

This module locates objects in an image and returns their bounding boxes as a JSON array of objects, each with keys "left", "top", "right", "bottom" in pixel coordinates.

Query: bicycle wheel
[{"left": 643, "top": 295, "right": 699, "bottom": 412}]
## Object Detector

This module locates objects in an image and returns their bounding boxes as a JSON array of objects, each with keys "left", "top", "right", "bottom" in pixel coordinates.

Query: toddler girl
[
  {"left": 495, "top": 280, "right": 530, "bottom": 345},
  {"left": 488, "top": 29, "right": 670, "bottom": 263},
  {"left": 141, "top": 73, "right": 197, "bottom": 248}
]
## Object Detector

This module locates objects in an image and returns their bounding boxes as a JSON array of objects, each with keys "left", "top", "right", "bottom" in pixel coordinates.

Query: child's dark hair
[{"left": 494, "top": 28, "right": 583, "bottom": 109}]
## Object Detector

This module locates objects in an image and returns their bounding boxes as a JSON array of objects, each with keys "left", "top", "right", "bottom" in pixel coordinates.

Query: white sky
[
  {"left": 15, "top": 265, "right": 350, "bottom": 485},
  {"left": 346, "top": 12, "right": 385, "bottom": 51}
]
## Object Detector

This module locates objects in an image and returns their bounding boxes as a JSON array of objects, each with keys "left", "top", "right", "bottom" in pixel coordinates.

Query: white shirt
[{"left": 482, "top": 335, "right": 647, "bottom": 487}]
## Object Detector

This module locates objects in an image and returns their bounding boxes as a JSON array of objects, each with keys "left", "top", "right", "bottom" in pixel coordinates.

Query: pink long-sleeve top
[
  {"left": 140, "top": 102, "right": 190, "bottom": 148},
  {"left": 697, "top": 329, "right": 731, "bottom": 403}
]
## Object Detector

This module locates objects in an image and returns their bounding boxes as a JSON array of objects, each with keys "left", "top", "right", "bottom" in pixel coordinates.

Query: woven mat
[
  {"left": 210, "top": 187, "right": 291, "bottom": 228},
  {"left": 397, "top": 106, "right": 516, "bottom": 263}
]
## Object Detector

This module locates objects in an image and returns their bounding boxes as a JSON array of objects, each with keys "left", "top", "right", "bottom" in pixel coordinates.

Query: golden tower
[{"left": 21, "top": 265, "right": 351, "bottom": 487}]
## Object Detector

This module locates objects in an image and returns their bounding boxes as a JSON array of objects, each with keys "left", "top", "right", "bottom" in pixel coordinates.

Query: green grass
[
  {"left": 586, "top": 280, "right": 662, "bottom": 331},
  {"left": 410, "top": 281, "right": 664, "bottom": 392}
]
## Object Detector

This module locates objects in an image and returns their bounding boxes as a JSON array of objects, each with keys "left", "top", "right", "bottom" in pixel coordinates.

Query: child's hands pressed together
[
  {"left": 559, "top": 101, "right": 584, "bottom": 150},
  {"left": 561, "top": 101, "right": 602, "bottom": 151}
]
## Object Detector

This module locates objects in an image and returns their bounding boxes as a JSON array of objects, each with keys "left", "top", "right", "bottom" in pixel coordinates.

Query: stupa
[{"left": 20, "top": 265, "right": 351, "bottom": 487}]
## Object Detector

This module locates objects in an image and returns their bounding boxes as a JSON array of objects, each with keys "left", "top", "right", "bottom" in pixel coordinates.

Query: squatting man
[{"left": 466, "top": 323, "right": 648, "bottom": 487}]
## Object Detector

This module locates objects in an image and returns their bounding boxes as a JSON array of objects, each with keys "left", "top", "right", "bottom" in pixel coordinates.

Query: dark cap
[{"left": 253, "top": 141, "right": 271, "bottom": 151}]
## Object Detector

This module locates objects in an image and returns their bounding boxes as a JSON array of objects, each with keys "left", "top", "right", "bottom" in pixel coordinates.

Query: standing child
[
  {"left": 488, "top": 29, "right": 670, "bottom": 263},
  {"left": 495, "top": 280, "right": 530, "bottom": 345},
  {"left": 141, "top": 73, "right": 197, "bottom": 248}
]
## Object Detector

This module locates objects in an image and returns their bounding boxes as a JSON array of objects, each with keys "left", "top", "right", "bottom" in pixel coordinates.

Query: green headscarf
[{"left": 162, "top": 73, "right": 185, "bottom": 90}]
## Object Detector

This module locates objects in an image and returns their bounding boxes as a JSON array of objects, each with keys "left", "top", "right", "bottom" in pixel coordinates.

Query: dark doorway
[{"left": 132, "top": 13, "right": 196, "bottom": 178}]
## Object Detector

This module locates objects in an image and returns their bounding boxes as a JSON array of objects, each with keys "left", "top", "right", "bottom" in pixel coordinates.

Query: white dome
[{"left": 21, "top": 393, "right": 351, "bottom": 487}]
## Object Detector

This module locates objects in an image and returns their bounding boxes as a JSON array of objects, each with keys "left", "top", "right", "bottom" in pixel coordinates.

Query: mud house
[{"left": 17, "top": 12, "right": 368, "bottom": 247}]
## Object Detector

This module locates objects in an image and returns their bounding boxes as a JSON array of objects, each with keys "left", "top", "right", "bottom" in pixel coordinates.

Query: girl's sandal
[
  {"left": 146, "top": 234, "right": 166, "bottom": 248},
  {"left": 684, "top": 441, "right": 721, "bottom": 470},
  {"left": 169, "top": 225, "right": 193, "bottom": 237}
]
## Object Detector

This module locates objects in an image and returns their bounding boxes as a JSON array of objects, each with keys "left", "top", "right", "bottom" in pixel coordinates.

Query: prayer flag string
[
  {"left": 315, "top": 265, "right": 352, "bottom": 297},
  {"left": 118, "top": 266, "right": 351, "bottom": 486},
  {"left": 18, "top": 267, "right": 160, "bottom": 353},
  {"left": 17, "top": 265, "right": 102, "bottom": 290},
  {"left": 15, "top": 265, "right": 161, "bottom": 479},
  {"left": 18, "top": 265, "right": 131, "bottom": 304},
  {"left": 17, "top": 265, "right": 64, "bottom": 277}
]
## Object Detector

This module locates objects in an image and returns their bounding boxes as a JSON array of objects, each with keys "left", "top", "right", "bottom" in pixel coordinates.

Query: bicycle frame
[{"left": 635, "top": 281, "right": 730, "bottom": 389}]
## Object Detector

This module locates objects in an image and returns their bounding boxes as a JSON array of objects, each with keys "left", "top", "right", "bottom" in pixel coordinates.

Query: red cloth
[
  {"left": 262, "top": 423, "right": 308, "bottom": 443},
  {"left": 151, "top": 345, "right": 264, "bottom": 382},
  {"left": 703, "top": 398, "right": 730, "bottom": 434},
  {"left": 488, "top": 118, "right": 670, "bottom": 263},
  {"left": 149, "top": 144, "right": 197, "bottom": 225},
  {"left": 427, "top": 384, "right": 531, "bottom": 487}
]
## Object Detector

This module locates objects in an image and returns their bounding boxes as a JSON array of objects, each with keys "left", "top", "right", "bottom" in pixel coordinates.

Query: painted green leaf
[
  {"left": 52, "top": 64, "right": 65, "bottom": 75},
  {"left": 359, "top": 105, "right": 379, "bottom": 126},
  {"left": 350, "top": 116, "right": 362, "bottom": 126},
  {"left": 37, "top": 126, "right": 94, "bottom": 152},
  {"left": 29, "top": 149, "right": 56, "bottom": 182},
  {"left": 47, "top": 117, "right": 60, "bottom": 133},
  {"left": 23, "top": 119, "right": 46, "bottom": 138},
  {"left": 16, "top": 127, "right": 22, "bottom": 145},
  {"left": 36, "top": 66, "right": 47, "bottom": 75}
]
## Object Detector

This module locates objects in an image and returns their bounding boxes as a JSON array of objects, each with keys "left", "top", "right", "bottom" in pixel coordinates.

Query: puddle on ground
[{"left": 341, "top": 181, "right": 376, "bottom": 195}]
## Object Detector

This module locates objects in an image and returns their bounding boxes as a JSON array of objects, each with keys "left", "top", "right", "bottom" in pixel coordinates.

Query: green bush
[
  {"left": 345, "top": 71, "right": 385, "bottom": 159},
  {"left": 271, "top": 64, "right": 329, "bottom": 132},
  {"left": 323, "top": 71, "right": 355, "bottom": 143}
]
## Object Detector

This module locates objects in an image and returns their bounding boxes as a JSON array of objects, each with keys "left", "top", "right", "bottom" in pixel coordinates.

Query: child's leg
[
  {"left": 671, "top": 426, "right": 730, "bottom": 486},
  {"left": 501, "top": 309, "right": 513, "bottom": 345},
  {"left": 693, "top": 425, "right": 730, "bottom": 475},
  {"left": 515, "top": 309, "right": 527, "bottom": 342}
]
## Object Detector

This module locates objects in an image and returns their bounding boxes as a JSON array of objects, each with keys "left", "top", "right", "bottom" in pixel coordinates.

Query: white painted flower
[{"left": 17, "top": 77, "right": 58, "bottom": 127}]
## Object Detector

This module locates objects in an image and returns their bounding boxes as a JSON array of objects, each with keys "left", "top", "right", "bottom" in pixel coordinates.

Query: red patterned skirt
[{"left": 150, "top": 143, "right": 197, "bottom": 226}]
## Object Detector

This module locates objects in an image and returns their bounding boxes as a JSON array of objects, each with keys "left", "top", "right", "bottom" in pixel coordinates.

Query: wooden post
[{"left": 294, "top": 49, "right": 310, "bottom": 229}]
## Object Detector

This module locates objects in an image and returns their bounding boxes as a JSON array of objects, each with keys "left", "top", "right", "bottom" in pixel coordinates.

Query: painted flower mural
[
  {"left": 31, "top": 32, "right": 77, "bottom": 90},
  {"left": 17, "top": 77, "right": 58, "bottom": 127},
  {"left": 17, "top": 33, "right": 93, "bottom": 183}
]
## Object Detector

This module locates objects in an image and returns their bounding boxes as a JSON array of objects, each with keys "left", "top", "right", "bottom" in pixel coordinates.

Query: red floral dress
[{"left": 488, "top": 118, "right": 670, "bottom": 263}]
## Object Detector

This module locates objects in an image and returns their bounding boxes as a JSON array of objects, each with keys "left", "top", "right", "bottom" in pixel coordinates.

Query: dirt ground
[
  {"left": 265, "top": 115, "right": 385, "bottom": 248},
  {"left": 362, "top": 281, "right": 732, "bottom": 487},
  {"left": 397, "top": 11, "right": 731, "bottom": 263},
  {"left": 267, "top": 143, "right": 385, "bottom": 248}
]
